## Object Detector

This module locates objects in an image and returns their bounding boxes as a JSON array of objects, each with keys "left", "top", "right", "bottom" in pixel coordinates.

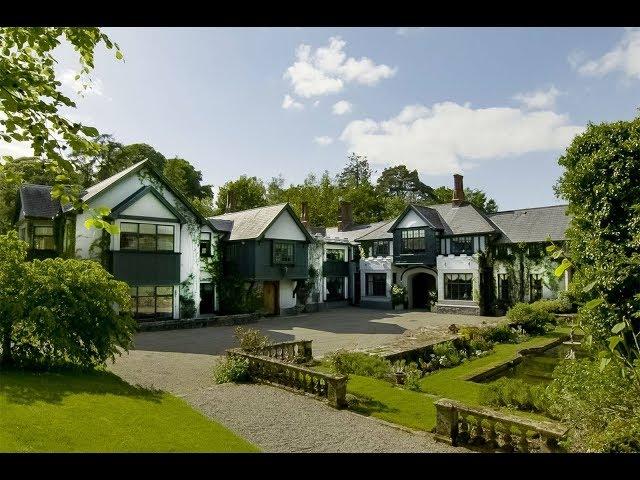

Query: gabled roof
[
  {"left": 209, "top": 203, "right": 314, "bottom": 242},
  {"left": 17, "top": 184, "right": 61, "bottom": 221},
  {"left": 489, "top": 204, "right": 570, "bottom": 244},
  {"left": 109, "top": 185, "right": 187, "bottom": 223},
  {"left": 386, "top": 202, "right": 496, "bottom": 236},
  {"left": 65, "top": 159, "right": 218, "bottom": 231}
]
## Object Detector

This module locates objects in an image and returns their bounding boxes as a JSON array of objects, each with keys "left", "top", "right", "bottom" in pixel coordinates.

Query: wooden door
[{"left": 262, "top": 281, "right": 279, "bottom": 315}]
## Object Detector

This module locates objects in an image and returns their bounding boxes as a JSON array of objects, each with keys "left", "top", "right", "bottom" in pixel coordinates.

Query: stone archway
[{"left": 405, "top": 268, "right": 437, "bottom": 310}]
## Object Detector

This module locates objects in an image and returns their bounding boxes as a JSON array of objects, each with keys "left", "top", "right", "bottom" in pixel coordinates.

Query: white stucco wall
[
  {"left": 397, "top": 209, "right": 427, "bottom": 229},
  {"left": 279, "top": 279, "right": 297, "bottom": 310},
  {"left": 359, "top": 256, "right": 393, "bottom": 302},
  {"left": 120, "top": 192, "right": 177, "bottom": 219},
  {"left": 264, "top": 211, "right": 307, "bottom": 241}
]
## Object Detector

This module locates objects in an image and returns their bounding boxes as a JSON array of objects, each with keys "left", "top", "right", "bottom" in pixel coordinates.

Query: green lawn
[
  {"left": 332, "top": 329, "right": 569, "bottom": 432},
  {"left": 0, "top": 369, "right": 259, "bottom": 452}
]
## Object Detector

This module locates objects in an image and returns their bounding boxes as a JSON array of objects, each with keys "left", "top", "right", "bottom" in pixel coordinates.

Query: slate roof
[
  {"left": 209, "top": 203, "right": 312, "bottom": 241},
  {"left": 18, "top": 184, "right": 61, "bottom": 220},
  {"left": 325, "top": 219, "right": 392, "bottom": 243},
  {"left": 426, "top": 202, "right": 497, "bottom": 235},
  {"left": 489, "top": 204, "right": 570, "bottom": 243},
  {"left": 353, "top": 219, "right": 396, "bottom": 241}
]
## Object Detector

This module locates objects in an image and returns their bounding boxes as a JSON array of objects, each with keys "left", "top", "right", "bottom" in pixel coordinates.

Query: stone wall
[{"left": 434, "top": 304, "right": 481, "bottom": 316}]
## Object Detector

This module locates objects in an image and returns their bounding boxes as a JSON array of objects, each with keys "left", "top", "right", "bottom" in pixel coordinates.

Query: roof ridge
[
  {"left": 210, "top": 202, "right": 287, "bottom": 218},
  {"left": 490, "top": 204, "right": 569, "bottom": 216}
]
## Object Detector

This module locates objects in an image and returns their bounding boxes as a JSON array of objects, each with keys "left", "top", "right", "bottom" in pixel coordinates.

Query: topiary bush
[
  {"left": 506, "top": 302, "right": 555, "bottom": 334},
  {"left": 213, "top": 356, "right": 250, "bottom": 383},
  {"left": 326, "top": 350, "right": 391, "bottom": 380}
]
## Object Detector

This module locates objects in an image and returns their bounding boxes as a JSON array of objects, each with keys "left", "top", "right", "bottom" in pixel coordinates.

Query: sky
[{"left": 3, "top": 27, "right": 640, "bottom": 211}]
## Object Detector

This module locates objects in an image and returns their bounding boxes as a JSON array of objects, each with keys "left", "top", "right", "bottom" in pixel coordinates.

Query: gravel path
[{"left": 109, "top": 350, "right": 466, "bottom": 453}]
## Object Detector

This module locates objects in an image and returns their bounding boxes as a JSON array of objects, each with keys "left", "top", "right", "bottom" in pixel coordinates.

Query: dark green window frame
[
  {"left": 326, "top": 276, "right": 345, "bottom": 301},
  {"left": 33, "top": 225, "right": 55, "bottom": 250},
  {"left": 273, "top": 241, "right": 295, "bottom": 265},
  {"left": 444, "top": 273, "right": 473, "bottom": 300},
  {"left": 130, "top": 285, "right": 174, "bottom": 320},
  {"left": 200, "top": 232, "right": 212, "bottom": 257},
  {"left": 120, "top": 222, "right": 175, "bottom": 252},
  {"left": 400, "top": 228, "right": 426, "bottom": 253},
  {"left": 450, "top": 236, "right": 474, "bottom": 255},
  {"left": 326, "top": 248, "right": 345, "bottom": 261},
  {"left": 373, "top": 240, "right": 390, "bottom": 256},
  {"left": 366, "top": 273, "right": 387, "bottom": 296}
]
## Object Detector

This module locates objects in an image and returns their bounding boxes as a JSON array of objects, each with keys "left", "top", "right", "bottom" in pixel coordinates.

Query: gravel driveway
[{"left": 109, "top": 349, "right": 466, "bottom": 453}]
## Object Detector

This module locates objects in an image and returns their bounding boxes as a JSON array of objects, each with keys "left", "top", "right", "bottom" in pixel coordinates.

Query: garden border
[{"left": 137, "top": 312, "right": 263, "bottom": 332}]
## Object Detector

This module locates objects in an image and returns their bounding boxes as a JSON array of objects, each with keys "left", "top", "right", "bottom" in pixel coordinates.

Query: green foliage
[
  {"left": 7, "top": 257, "right": 135, "bottom": 369},
  {"left": 530, "top": 298, "right": 573, "bottom": 314},
  {"left": 390, "top": 283, "right": 407, "bottom": 307},
  {"left": 336, "top": 153, "right": 373, "bottom": 189},
  {"left": 480, "top": 377, "right": 549, "bottom": 413},
  {"left": 213, "top": 356, "right": 250, "bottom": 384},
  {"left": 432, "top": 341, "right": 464, "bottom": 367},
  {"left": 459, "top": 323, "right": 520, "bottom": 345},
  {"left": 392, "top": 359, "right": 422, "bottom": 391},
  {"left": 215, "top": 175, "right": 267, "bottom": 214},
  {"left": 375, "top": 164, "right": 437, "bottom": 203},
  {"left": 234, "top": 326, "right": 270, "bottom": 352},
  {"left": 327, "top": 350, "right": 392, "bottom": 380},
  {"left": 0, "top": 27, "right": 122, "bottom": 228},
  {"left": 506, "top": 302, "right": 555, "bottom": 334},
  {"left": 431, "top": 185, "right": 498, "bottom": 213},
  {"left": 546, "top": 358, "right": 640, "bottom": 452}
]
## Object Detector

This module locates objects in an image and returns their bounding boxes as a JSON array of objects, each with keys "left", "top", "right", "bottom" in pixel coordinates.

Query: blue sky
[{"left": 4, "top": 27, "right": 640, "bottom": 210}]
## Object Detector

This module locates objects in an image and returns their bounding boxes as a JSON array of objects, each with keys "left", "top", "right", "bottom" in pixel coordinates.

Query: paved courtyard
[
  {"left": 109, "top": 308, "right": 495, "bottom": 452},
  {"left": 132, "top": 306, "right": 499, "bottom": 358}
]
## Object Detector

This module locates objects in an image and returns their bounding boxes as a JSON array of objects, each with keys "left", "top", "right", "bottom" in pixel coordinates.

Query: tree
[
  {"left": 215, "top": 175, "right": 267, "bottom": 214},
  {"left": 68, "top": 134, "right": 123, "bottom": 187},
  {"left": 0, "top": 231, "right": 28, "bottom": 366},
  {"left": 0, "top": 27, "right": 122, "bottom": 230},
  {"left": 431, "top": 185, "right": 498, "bottom": 213},
  {"left": 95, "top": 143, "right": 166, "bottom": 181},
  {"left": 163, "top": 157, "right": 213, "bottom": 201},
  {"left": 376, "top": 165, "right": 436, "bottom": 203},
  {"left": 336, "top": 153, "right": 373, "bottom": 188}
]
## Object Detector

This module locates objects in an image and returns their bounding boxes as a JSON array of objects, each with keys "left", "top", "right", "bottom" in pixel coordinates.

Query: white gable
[
  {"left": 264, "top": 210, "right": 306, "bottom": 241},
  {"left": 121, "top": 191, "right": 178, "bottom": 220},
  {"left": 397, "top": 209, "right": 427, "bottom": 229}
]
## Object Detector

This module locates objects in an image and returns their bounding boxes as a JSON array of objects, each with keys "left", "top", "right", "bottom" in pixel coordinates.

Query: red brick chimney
[
  {"left": 452, "top": 174, "right": 465, "bottom": 206},
  {"left": 337, "top": 201, "right": 353, "bottom": 232},
  {"left": 226, "top": 190, "right": 237, "bottom": 212},
  {"left": 300, "top": 201, "right": 309, "bottom": 227}
]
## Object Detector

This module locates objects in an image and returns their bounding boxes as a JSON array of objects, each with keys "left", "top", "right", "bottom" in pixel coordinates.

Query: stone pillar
[
  {"left": 327, "top": 377, "right": 347, "bottom": 409},
  {"left": 434, "top": 400, "right": 459, "bottom": 445}
]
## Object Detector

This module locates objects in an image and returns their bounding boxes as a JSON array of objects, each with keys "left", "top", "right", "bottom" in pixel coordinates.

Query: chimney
[
  {"left": 300, "top": 201, "right": 309, "bottom": 227},
  {"left": 337, "top": 201, "right": 353, "bottom": 232},
  {"left": 452, "top": 174, "right": 465, "bottom": 206},
  {"left": 226, "top": 190, "right": 237, "bottom": 212}
]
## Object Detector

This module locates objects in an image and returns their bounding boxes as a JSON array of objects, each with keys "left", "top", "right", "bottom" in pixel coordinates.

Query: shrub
[
  {"left": 7, "top": 257, "right": 136, "bottom": 369},
  {"left": 506, "top": 302, "right": 554, "bottom": 334},
  {"left": 234, "top": 326, "right": 270, "bottom": 352},
  {"left": 213, "top": 356, "right": 250, "bottom": 383},
  {"left": 480, "top": 377, "right": 549, "bottom": 413},
  {"left": 484, "top": 323, "right": 520, "bottom": 344},
  {"left": 432, "top": 341, "right": 463, "bottom": 368},
  {"left": 530, "top": 298, "right": 572, "bottom": 314},
  {"left": 327, "top": 350, "right": 391, "bottom": 380},
  {"left": 390, "top": 284, "right": 407, "bottom": 307},
  {"left": 402, "top": 362, "right": 422, "bottom": 391},
  {"left": 546, "top": 358, "right": 640, "bottom": 452}
]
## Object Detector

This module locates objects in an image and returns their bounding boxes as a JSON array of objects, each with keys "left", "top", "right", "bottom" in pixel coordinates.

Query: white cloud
[
  {"left": 283, "top": 36, "right": 396, "bottom": 98},
  {"left": 313, "top": 100, "right": 320, "bottom": 107},
  {"left": 513, "top": 86, "right": 562, "bottom": 110},
  {"left": 396, "top": 27, "right": 427, "bottom": 36},
  {"left": 0, "top": 140, "right": 33, "bottom": 159},
  {"left": 282, "top": 94, "right": 304, "bottom": 110},
  {"left": 313, "top": 136, "right": 334, "bottom": 146},
  {"left": 571, "top": 28, "right": 640, "bottom": 79},
  {"left": 59, "top": 68, "right": 104, "bottom": 96},
  {"left": 332, "top": 100, "right": 353, "bottom": 115},
  {"left": 340, "top": 101, "right": 584, "bottom": 175}
]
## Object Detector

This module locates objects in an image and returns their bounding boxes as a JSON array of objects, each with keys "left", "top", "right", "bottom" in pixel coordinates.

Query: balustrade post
[
  {"left": 517, "top": 427, "right": 529, "bottom": 453},
  {"left": 434, "top": 401, "right": 459, "bottom": 445},
  {"left": 485, "top": 420, "right": 498, "bottom": 449},
  {"left": 327, "top": 377, "right": 347, "bottom": 409}
]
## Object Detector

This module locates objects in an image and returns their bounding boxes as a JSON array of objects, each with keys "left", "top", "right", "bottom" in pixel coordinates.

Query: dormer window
[{"left": 400, "top": 229, "right": 426, "bottom": 253}]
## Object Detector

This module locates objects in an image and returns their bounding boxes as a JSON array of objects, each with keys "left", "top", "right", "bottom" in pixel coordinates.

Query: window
[
  {"left": 373, "top": 240, "right": 390, "bottom": 257},
  {"left": 400, "top": 229, "right": 426, "bottom": 253},
  {"left": 200, "top": 232, "right": 212, "bottom": 257},
  {"left": 130, "top": 286, "right": 174, "bottom": 320},
  {"left": 326, "top": 276, "right": 345, "bottom": 301},
  {"left": 366, "top": 273, "right": 387, "bottom": 296},
  {"left": 33, "top": 225, "right": 55, "bottom": 250},
  {"left": 530, "top": 274, "right": 543, "bottom": 302},
  {"left": 273, "top": 241, "right": 294, "bottom": 265},
  {"left": 444, "top": 273, "right": 473, "bottom": 300},
  {"left": 120, "top": 223, "right": 174, "bottom": 252},
  {"left": 326, "top": 248, "right": 345, "bottom": 261},
  {"left": 497, "top": 274, "right": 510, "bottom": 302},
  {"left": 450, "top": 236, "right": 474, "bottom": 255}
]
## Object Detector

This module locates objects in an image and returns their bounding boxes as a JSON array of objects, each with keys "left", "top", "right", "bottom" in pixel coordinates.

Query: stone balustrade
[
  {"left": 255, "top": 340, "right": 313, "bottom": 362},
  {"left": 434, "top": 398, "right": 568, "bottom": 452},
  {"left": 228, "top": 348, "right": 347, "bottom": 408}
]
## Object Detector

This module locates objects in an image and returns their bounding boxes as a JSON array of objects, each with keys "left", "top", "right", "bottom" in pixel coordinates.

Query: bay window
[
  {"left": 444, "top": 273, "right": 473, "bottom": 300},
  {"left": 120, "top": 222, "right": 175, "bottom": 252}
]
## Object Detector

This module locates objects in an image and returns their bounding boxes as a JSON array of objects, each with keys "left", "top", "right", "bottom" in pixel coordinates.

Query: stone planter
[
  {"left": 395, "top": 372, "right": 406, "bottom": 385},
  {"left": 393, "top": 304, "right": 405, "bottom": 311}
]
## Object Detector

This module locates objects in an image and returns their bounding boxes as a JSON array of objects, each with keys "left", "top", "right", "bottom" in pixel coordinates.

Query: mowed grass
[
  {"left": 329, "top": 328, "right": 569, "bottom": 432},
  {"left": 0, "top": 369, "right": 259, "bottom": 452}
]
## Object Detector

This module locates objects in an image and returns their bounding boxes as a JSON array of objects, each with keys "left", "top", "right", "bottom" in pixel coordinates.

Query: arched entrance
[{"left": 406, "top": 269, "right": 437, "bottom": 310}]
